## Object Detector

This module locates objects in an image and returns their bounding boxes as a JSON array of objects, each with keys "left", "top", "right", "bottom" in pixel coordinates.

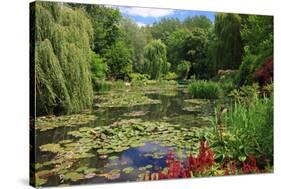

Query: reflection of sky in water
[{"left": 121, "top": 143, "right": 168, "bottom": 171}]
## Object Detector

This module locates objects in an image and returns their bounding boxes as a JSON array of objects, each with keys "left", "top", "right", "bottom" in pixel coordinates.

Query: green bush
[
  {"left": 93, "top": 80, "right": 128, "bottom": 92},
  {"left": 129, "top": 73, "right": 149, "bottom": 81},
  {"left": 92, "top": 80, "right": 112, "bottom": 92},
  {"left": 164, "top": 72, "right": 178, "bottom": 80},
  {"left": 176, "top": 60, "right": 191, "bottom": 80},
  {"left": 187, "top": 80, "right": 223, "bottom": 99}
]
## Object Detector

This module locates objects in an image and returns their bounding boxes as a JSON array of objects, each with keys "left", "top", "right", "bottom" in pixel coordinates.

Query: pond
[{"left": 34, "top": 86, "right": 222, "bottom": 187}]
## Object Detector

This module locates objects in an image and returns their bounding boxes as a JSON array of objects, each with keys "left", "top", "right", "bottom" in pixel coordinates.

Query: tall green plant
[
  {"left": 34, "top": 2, "right": 94, "bottom": 115},
  {"left": 187, "top": 80, "right": 223, "bottom": 99}
]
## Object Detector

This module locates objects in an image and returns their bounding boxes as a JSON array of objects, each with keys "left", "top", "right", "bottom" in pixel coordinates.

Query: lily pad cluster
[
  {"left": 123, "top": 111, "right": 148, "bottom": 117},
  {"left": 35, "top": 111, "right": 96, "bottom": 131},
  {"left": 183, "top": 99, "right": 212, "bottom": 113},
  {"left": 93, "top": 92, "right": 161, "bottom": 108},
  {"left": 67, "top": 119, "right": 203, "bottom": 156}
]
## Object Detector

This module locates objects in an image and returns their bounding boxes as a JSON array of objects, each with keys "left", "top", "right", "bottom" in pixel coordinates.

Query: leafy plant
[
  {"left": 176, "top": 60, "right": 191, "bottom": 80},
  {"left": 205, "top": 85, "right": 273, "bottom": 165},
  {"left": 187, "top": 80, "right": 223, "bottom": 99}
]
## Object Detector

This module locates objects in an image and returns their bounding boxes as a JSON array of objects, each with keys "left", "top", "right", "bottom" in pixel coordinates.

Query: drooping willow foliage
[
  {"left": 143, "top": 40, "right": 169, "bottom": 80},
  {"left": 214, "top": 13, "right": 242, "bottom": 70},
  {"left": 34, "top": 2, "right": 94, "bottom": 115}
]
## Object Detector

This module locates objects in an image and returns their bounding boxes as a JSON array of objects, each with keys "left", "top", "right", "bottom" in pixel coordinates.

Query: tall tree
[
  {"left": 84, "top": 5, "right": 122, "bottom": 55},
  {"left": 120, "top": 17, "right": 148, "bottom": 73},
  {"left": 183, "top": 15, "right": 212, "bottom": 30},
  {"left": 34, "top": 2, "right": 94, "bottom": 115},
  {"left": 236, "top": 15, "right": 273, "bottom": 85},
  {"left": 143, "top": 40, "right": 169, "bottom": 79},
  {"left": 214, "top": 13, "right": 242, "bottom": 69},
  {"left": 150, "top": 18, "right": 182, "bottom": 45},
  {"left": 166, "top": 28, "right": 191, "bottom": 70},
  {"left": 104, "top": 39, "right": 133, "bottom": 80}
]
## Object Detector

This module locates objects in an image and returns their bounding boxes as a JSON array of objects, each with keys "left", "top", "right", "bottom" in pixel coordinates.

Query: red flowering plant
[
  {"left": 140, "top": 139, "right": 267, "bottom": 181},
  {"left": 147, "top": 139, "right": 218, "bottom": 180}
]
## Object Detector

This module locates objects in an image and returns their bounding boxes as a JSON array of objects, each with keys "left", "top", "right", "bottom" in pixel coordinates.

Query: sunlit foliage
[{"left": 34, "top": 2, "right": 94, "bottom": 115}]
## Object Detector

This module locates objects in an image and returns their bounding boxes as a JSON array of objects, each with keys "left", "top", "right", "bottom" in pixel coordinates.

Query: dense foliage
[
  {"left": 34, "top": 2, "right": 273, "bottom": 115},
  {"left": 204, "top": 84, "right": 273, "bottom": 165},
  {"left": 213, "top": 14, "right": 242, "bottom": 70},
  {"left": 236, "top": 16, "right": 273, "bottom": 86},
  {"left": 143, "top": 40, "right": 169, "bottom": 79},
  {"left": 187, "top": 80, "right": 223, "bottom": 99},
  {"left": 34, "top": 2, "right": 94, "bottom": 115}
]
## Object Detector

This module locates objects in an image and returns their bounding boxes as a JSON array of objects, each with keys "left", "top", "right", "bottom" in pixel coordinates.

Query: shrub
[
  {"left": 164, "top": 72, "right": 178, "bottom": 80},
  {"left": 129, "top": 73, "right": 149, "bottom": 81},
  {"left": 93, "top": 80, "right": 127, "bottom": 92},
  {"left": 92, "top": 80, "right": 112, "bottom": 92},
  {"left": 176, "top": 60, "right": 191, "bottom": 80},
  {"left": 187, "top": 80, "right": 223, "bottom": 99}
]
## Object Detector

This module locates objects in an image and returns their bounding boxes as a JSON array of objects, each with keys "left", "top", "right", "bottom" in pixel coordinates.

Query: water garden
[{"left": 31, "top": 2, "right": 273, "bottom": 187}]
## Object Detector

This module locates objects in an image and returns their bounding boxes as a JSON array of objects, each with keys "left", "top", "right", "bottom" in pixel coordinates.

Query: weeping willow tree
[
  {"left": 34, "top": 2, "right": 94, "bottom": 115},
  {"left": 214, "top": 13, "right": 242, "bottom": 69},
  {"left": 143, "top": 40, "right": 169, "bottom": 79}
]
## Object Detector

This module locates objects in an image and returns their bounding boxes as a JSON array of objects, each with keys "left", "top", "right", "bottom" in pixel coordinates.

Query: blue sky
[{"left": 115, "top": 6, "right": 215, "bottom": 27}]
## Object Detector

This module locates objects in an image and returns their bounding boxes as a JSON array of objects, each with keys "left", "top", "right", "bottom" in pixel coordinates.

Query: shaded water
[{"left": 35, "top": 88, "right": 218, "bottom": 186}]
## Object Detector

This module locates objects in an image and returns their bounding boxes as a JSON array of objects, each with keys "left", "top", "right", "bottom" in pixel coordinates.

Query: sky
[{"left": 115, "top": 6, "right": 215, "bottom": 27}]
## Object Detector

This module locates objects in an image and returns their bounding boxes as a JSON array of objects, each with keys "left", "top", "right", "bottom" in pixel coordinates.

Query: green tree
[
  {"left": 143, "top": 40, "right": 169, "bottom": 79},
  {"left": 34, "top": 2, "right": 94, "bottom": 115},
  {"left": 182, "top": 28, "right": 209, "bottom": 78},
  {"left": 214, "top": 13, "right": 242, "bottom": 69},
  {"left": 84, "top": 5, "right": 122, "bottom": 55},
  {"left": 104, "top": 40, "right": 133, "bottom": 79},
  {"left": 150, "top": 18, "right": 182, "bottom": 45},
  {"left": 183, "top": 15, "right": 212, "bottom": 30},
  {"left": 176, "top": 60, "right": 191, "bottom": 80},
  {"left": 166, "top": 28, "right": 191, "bottom": 70},
  {"left": 236, "top": 15, "right": 273, "bottom": 85},
  {"left": 120, "top": 17, "right": 148, "bottom": 73}
]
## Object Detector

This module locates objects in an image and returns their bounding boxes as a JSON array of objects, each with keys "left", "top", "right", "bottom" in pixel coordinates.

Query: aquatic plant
[
  {"left": 187, "top": 80, "right": 223, "bottom": 99},
  {"left": 93, "top": 92, "right": 161, "bottom": 108},
  {"left": 35, "top": 111, "right": 96, "bottom": 131}
]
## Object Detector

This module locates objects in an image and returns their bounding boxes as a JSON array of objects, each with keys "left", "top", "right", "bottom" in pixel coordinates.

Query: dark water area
[{"left": 35, "top": 88, "right": 224, "bottom": 186}]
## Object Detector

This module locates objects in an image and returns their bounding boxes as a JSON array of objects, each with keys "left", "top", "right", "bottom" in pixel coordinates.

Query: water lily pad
[
  {"left": 64, "top": 172, "right": 84, "bottom": 182},
  {"left": 184, "top": 99, "right": 210, "bottom": 105},
  {"left": 145, "top": 165, "right": 153, "bottom": 169},
  {"left": 84, "top": 173, "right": 96, "bottom": 179},
  {"left": 94, "top": 92, "right": 161, "bottom": 108},
  {"left": 108, "top": 156, "right": 119, "bottom": 160},
  {"left": 40, "top": 143, "right": 63, "bottom": 153},
  {"left": 123, "top": 111, "right": 148, "bottom": 117},
  {"left": 122, "top": 167, "right": 134, "bottom": 174},
  {"left": 100, "top": 169, "right": 121, "bottom": 180},
  {"left": 35, "top": 176, "right": 47, "bottom": 187},
  {"left": 35, "top": 112, "right": 96, "bottom": 131}
]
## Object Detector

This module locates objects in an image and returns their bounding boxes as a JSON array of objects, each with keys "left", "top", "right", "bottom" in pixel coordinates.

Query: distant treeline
[{"left": 32, "top": 2, "right": 273, "bottom": 115}]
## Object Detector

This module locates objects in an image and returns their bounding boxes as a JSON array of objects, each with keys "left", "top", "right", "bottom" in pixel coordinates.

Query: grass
[{"left": 187, "top": 80, "right": 223, "bottom": 99}]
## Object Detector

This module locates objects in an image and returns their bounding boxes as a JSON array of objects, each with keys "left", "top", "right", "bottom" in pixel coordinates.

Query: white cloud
[
  {"left": 119, "top": 7, "right": 174, "bottom": 17},
  {"left": 136, "top": 22, "right": 147, "bottom": 27}
]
